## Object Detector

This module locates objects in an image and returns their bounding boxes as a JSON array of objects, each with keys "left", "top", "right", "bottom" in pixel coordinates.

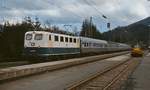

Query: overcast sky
[{"left": 0, "top": 0, "right": 150, "bottom": 32}]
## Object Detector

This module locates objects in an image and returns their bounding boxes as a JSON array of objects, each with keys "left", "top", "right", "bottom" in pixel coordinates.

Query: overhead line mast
[{"left": 83, "top": 0, "right": 111, "bottom": 31}]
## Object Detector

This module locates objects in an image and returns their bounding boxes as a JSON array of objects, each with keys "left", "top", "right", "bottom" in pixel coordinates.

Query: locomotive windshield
[
  {"left": 26, "top": 34, "right": 32, "bottom": 40},
  {"left": 34, "top": 34, "right": 43, "bottom": 40}
]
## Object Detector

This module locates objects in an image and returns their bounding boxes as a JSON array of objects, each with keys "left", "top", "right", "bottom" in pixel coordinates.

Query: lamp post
[{"left": 102, "top": 15, "right": 111, "bottom": 41}]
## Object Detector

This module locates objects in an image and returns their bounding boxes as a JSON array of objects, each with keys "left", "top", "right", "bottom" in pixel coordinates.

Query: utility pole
[
  {"left": 107, "top": 22, "right": 111, "bottom": 41},
  {"left": 107, "top": 22, "right": 110, "bottom": 31},
  {"left": 148, "top": 30, "right": 150, "bottom": 50},
  {"left": 72, "top": 26, "right": 78, "bottom": 36},
  {"left": 89, "top": 16, "right": 92, "bottom": 38}
]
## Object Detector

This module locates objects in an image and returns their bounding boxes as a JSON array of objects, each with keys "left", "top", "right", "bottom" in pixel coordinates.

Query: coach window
[
  {"left": 74, "top": 38, "right": 76, "bottom": 43},
  {"left": 60, "top": 36, "right": 64, "bottom": 42},
  {"left": 26, "top": 34, "right": 32, "bottom": 40},
  {"left": 88, "top": 43, "right": 91, "bottom": 47},
  {"left": 49, "top": 35, "right": 51, "bottom": 40},
  {"left": 65, "top": 37, "right": 68, "bottom": 42},
  {"left": 103, "top": 44, "right": 104, "bottom": 47},
  {"left": 34, "top": 34, "right": 43, "bottom": 40},
  {"left": 82, "top": 43, "right": 85, "bottom": 47},
  {"left": 54, "top": 35, "right": 59, "bottom": 41},
  {"left": 70, "top": 38, "right": 72, "bottom": 43},
  {"left": 100, "top": 44, "right": 103, "bottom": 47},
  {"left": 102, "top": 44, "right": 104, "bottom": 48}
]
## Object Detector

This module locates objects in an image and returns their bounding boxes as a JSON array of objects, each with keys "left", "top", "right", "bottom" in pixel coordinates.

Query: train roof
[
  {"left": 25, "top": 31, "right": 49, "bottom": 34},
  {"left": 80, "top": 37, "right": 108, "bottom": 44},
  {"left": 108, "top": 41, "right": 129, "bottom": 46},
  {"left": 25, "top": 31, "right": 108, "bottom": 43},
  {"left": 25, "top": 31, "right": 79, "bottom": 38}
]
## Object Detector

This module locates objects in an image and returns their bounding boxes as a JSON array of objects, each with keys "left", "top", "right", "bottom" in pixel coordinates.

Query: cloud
[{"left": 0, "top": 0, "right": 150, "bottom": 32}]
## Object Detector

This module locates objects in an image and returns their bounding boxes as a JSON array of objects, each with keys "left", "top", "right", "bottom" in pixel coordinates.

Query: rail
[{"left": 66, "top": 57, "right": 140, "bottom": 90}]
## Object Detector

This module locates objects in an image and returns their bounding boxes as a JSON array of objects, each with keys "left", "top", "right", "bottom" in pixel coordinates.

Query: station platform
[
  {"left": 0, "top": 54, "right": 130, "bottom": 90},
  {"left": 123, "top": 53, "right": 150, "bottom": 90}
]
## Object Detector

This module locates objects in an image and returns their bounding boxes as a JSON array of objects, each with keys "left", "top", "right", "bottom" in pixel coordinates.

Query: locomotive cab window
[
  {"left": 54, "top": 35, "right": 59, "bottom": 41},
  {"left": 60, "top": 36, "right": 64, "bottom": 42},
  {"left": 26, "top": 34, "right": 32, "bottom": 40},
  {"left": 34, "top": 34, "right": 43, "bottom": 40}
]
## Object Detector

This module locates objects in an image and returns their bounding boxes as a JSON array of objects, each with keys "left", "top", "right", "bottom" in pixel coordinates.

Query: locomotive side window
[
  {"left": 74, "top": 38, "right": 76, "bottom": 43},
  {"left": 54, "top": 35, "right": 59, "bottom": 41},
  {"left": 60, "top": 36, "right": 64, "bottom": 42},
  {"left": 49, "top": 35, "right": 51, "bottom": 40},
  {"left": 70, "top": 38, "right": 72, "bottom": 43},
  {"left": 65, "top": 37, "right": 68, "bottom": 42},
  {"left": 34, "top": 34, "right": 43, "bottom": 40},
  {"left": 26, "top": 34, "right": 32, "bottom": 40}
]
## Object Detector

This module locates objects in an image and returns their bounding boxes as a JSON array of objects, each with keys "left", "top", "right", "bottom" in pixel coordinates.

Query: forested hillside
[{"left": 102, "top": 17, "right": 150, "bottom": 47}]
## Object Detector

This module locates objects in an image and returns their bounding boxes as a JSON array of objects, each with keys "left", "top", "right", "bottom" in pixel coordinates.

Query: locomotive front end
[{"left": 24, "top": 31, "right": 50, "bottom": 57}]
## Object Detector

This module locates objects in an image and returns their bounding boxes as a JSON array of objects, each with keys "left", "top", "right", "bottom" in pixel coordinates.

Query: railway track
[{"left": 66, "top": 57, "right": 140, "bottom": 90}]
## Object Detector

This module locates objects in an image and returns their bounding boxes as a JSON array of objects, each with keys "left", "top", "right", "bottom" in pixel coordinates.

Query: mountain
[
  {"left": 102, "top": 16, "right": 150, "bottom": 47},
  {"left": 130, "top": 17, "right": 150, "bottom": 26}
]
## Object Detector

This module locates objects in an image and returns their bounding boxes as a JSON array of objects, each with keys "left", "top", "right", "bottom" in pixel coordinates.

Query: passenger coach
[{"left": 80, "top": 37, "right": 108, "bottom": 53}]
